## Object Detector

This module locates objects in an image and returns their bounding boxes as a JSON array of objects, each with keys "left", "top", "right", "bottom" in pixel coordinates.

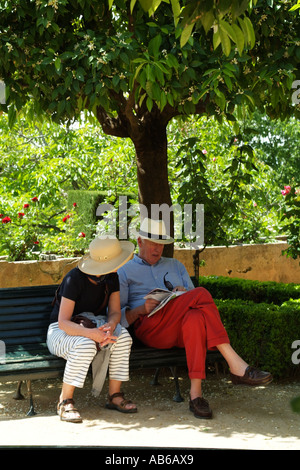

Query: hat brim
[
  {"left": 78, "top": 240, "right": 134, "bottom": 275},
  {"left": 139, "top": 230, "right": 174, "bottom": 245}
]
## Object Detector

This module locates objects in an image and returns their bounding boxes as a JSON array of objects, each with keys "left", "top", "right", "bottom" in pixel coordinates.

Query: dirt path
[{"left": 0, "top": 368, "right": 299, "bottom": 451}]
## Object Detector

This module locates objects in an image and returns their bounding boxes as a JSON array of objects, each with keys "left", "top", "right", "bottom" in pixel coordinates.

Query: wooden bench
[{"left": 0, "top": 283, "right": 222, "bottom": 416}]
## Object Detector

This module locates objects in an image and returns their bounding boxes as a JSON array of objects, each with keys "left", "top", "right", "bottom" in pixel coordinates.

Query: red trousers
[{"left": 134, "top": 287, "right": 230, "bottom": 379}]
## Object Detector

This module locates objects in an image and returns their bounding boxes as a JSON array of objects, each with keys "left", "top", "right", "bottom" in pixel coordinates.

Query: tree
[{"left": 0, "top": 0, "right": 299, "bottom": 244}]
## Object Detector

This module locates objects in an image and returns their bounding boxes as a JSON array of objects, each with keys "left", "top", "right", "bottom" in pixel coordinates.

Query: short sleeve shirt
[{"left": 49, "top": 267, "right": 119, "bottom": 323}]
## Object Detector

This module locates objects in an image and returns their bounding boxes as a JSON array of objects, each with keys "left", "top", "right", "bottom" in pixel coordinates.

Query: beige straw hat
[
  {"left": 78, "top": 237, "right": 134, "bottom": 275},
  {"left": 138, "top": 217, "right": 174, "bottom": 244}
]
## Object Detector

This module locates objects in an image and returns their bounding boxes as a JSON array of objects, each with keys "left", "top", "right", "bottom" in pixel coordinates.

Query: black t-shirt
[{"left": 49, "top": 267, "right": 120, "bottom": 324}]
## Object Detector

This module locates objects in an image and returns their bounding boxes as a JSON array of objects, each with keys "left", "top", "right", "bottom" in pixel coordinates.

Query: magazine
[{"left": 144, "top": 288, "right": 185, "bottom": 317}]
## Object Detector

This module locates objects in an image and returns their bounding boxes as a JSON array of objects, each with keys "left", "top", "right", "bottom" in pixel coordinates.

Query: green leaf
[
  {"left": 148, "top": 34, "right": 162, "bottom": 58},
  {"left": 232, "top": 24, "right": 245, "bottom": 56},
  {"left": 200, "top": 10, "right": 215, "bottom": 34},
  {"left": 219, "top": 26, "right": 231, "bottom": 57},
  {"left": 243, "top": 16, "right": 255, "bottom": 49},
  {"left": 180, "top": 23, "right": 194, "bottom": 48}
]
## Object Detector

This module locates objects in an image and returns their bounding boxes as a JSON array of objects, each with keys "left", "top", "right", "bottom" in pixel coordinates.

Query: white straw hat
[
  {"left": 78, "top": 237, "right": 134, "bottom": 275},
  {"left": 138, "top": 217, "right": 174, "bottom": 244}
]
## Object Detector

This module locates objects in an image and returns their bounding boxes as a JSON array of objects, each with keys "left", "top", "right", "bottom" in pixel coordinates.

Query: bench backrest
[{"left": 0, "top": 285, "right": 58, "bottom": 347}]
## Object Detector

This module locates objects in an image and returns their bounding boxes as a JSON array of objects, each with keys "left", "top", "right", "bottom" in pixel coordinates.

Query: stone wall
[{"left": 0, "top": 242, "right": 299, "bottom": 289}]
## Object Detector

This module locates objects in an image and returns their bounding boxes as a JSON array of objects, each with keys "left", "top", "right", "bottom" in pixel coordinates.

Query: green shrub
[
  {"left": 215, "top": 298, "right": 300, "bottom": 378},
  {"left": 199, "top": 275, "right": 300, "bottom": 305}
]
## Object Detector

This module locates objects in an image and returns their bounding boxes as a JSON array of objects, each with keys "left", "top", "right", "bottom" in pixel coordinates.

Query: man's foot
[
  {"left": 230, "top": 366, "right": 273, "bottom": 386},
  {"left": 189, "top": 396, "right": 212, "bottom": 419}
]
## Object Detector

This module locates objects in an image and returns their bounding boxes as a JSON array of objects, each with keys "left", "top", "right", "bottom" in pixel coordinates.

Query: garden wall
[{"left": 0, "top": 242, "right": 299, "bottom": 289}]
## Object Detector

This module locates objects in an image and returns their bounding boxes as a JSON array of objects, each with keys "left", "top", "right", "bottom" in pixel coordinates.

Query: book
[{"left": 144, "top": 288, "right": 185, "bottom": 317}]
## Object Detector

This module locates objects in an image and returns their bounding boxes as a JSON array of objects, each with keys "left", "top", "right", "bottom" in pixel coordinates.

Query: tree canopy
[{"left": 0, "top": 0, "right": 299, "bottom": 227}]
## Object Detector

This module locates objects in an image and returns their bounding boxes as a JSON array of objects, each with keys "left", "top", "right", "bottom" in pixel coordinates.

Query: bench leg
[
  {"left": 170, "top": 367, "right": 184, "bottom": 403},
  {"left": 13, "top": 381, "right": 25, "bottom": 400},
  {"left": 150, "top": 368, "right": 161, "bottom": 386},
  {"left": 26, "top": 380, "right": 37, "bottom": 416}
]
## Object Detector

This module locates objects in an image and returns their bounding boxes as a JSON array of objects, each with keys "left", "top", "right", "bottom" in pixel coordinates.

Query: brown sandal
[
  {"left": 57, "top": 398, "right": 82, "bottom": 423},
  {"left": 105, "top": 392, "right": 137, "bottom": 414}
]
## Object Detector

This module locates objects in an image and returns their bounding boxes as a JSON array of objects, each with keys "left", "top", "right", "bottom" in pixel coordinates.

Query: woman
[{"left": 47, "top": 236, "right": 136, "bottom": 423}]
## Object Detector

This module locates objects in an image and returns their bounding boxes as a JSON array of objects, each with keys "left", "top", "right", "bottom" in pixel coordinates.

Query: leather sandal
[
  {"left": 105, "top": 392, "right": 137, "bottom": 414},
  {"left": 57, "top": 398, "right": 82, "bottom": 423}
]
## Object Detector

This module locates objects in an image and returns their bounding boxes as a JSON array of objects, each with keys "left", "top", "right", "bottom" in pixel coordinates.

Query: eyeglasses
[{"left": 163, "top": 273, "right": 173, "bottom": 291}]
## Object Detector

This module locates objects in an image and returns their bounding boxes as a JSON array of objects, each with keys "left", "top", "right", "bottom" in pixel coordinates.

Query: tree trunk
[
  {"left": 132, "top": 119, "right": 174, "bottom": 257},
  {"left": 96, "top": 102, "right": 176, "bottom": 256}
]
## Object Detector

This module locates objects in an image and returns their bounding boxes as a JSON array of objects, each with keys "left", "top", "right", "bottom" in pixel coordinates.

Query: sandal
[
  {"left": 57, "top": 398, "right": 82, "bottom": 423},
  {"left": 105, "top": 392, "right": 137, "bottom": 414}
]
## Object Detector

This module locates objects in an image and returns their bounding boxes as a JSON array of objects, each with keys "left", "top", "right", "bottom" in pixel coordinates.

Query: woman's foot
[
  {"left": 105, "top": 392, "right": 137, "bottom": 413},
  {"left": 57, "top": 398, "right": 82, "bottom": 423}
]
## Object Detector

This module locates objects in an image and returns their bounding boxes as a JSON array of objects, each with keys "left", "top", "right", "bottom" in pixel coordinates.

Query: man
[{"left": 118, "top": 218, "right": 272, "bottom": 419}]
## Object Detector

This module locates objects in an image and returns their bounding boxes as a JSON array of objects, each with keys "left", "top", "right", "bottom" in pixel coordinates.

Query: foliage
[
  {"left": 0, "top": 1, "right": 298, "bottom": 127},
  {"left": 281, "top": 184, "right": 300, "bottom": 261},
  {"left": 0, "top": 111, "right": 138, "bottom": 260},
  {"left": 198, "top": 275, "right": 300, "bottom": 304},
  {"left": 172, "top": 115, "right": 284, "bottom": 246},
  {"left": 216, "top": 297, "right": 300, "bottom": 378},
  {"left": 195, "top": 273, "right": 300, "bottom": 378}
]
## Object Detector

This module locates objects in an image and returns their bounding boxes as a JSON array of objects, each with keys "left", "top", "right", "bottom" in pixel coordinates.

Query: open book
[{"left": 144, "top": 288, "right": 185, "bottom": 317}]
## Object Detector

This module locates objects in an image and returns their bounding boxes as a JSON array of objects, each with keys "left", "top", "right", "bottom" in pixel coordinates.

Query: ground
[{"left": 0, "top": 366, "right": 299, "bottom": 452}]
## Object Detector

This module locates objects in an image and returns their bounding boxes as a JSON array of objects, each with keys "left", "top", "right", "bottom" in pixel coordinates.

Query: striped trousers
[{"left": 47, "top": 322, "right": 132, "bottom": 388}]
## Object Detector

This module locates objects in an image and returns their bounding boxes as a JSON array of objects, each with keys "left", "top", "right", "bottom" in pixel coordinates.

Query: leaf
[
  {"left": 243, "top": 16, "right": 255, "bottom": 49},
  {"left": 219, "top": 20, "right": 237, "bottom": 44},
  {"left": 180, "top": 23, "right": 194, "bottom": 48},
  {"left": 231, "top": 24, "right": 245, "bottom": 56},
  {"left": 148, "top": 34, "right": 162, "bottom": 58},
  {"left": 170, "top": 0, "right": 181, "bottom": 26},
  {"left": 200, "top": 10, "right": 215, "bottom": 34},
  {"left": 219, "top": 26, "right": 231, "bottom": 57}
]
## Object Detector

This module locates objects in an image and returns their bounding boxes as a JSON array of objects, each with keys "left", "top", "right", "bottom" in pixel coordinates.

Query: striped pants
[{"left": 47, "top": 322, "right": 132, "bottom": 388}]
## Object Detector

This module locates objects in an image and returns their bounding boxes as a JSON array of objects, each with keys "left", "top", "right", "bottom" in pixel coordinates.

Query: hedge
[
  {"left": 195, "top": 276, "right": 300, "bottom": 378},
  {"left": 198, "top": 275, "right": 300, "bottom": 305}
]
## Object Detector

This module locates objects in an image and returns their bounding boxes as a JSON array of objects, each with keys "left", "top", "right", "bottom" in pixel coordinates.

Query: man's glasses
[{"left": 163, "top": 273, "right": 173, "bottom": 291}]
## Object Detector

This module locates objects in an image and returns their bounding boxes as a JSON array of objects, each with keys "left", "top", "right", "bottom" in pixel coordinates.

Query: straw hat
[
  {"left": 78, "top": 237, "right": 134, "bottom": 275},
  {"left": 138, "top": 217, "right": 174, "bottom": 244}
]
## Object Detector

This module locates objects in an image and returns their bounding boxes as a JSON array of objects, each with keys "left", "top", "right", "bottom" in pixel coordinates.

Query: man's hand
[
  {"left": 172, "top": 286, "right": 186, "bottom": 292},
  {"left": 144, "top": 298, "right": 160, "bottom": 315}
]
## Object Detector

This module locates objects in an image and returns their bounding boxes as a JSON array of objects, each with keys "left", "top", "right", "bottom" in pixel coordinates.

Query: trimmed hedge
[
  {"left": 196, "top": 276, "right": 300, "bottom": 378},
  {"left": 198, "top": 275, "right": 300, "bottom": 305},
  {"left": 216, "top": 298, "right": 300, "bottom": 378}
]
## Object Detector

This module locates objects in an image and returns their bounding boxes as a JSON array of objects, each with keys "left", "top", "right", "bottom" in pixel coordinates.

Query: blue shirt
[{"left": 118, "top": 254, "right": 194, "bottom": 327}]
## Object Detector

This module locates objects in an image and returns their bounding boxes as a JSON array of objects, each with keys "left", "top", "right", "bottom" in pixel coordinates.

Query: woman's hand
[{"left": 89, "top": 325, "right": 118, "bottom": 348}]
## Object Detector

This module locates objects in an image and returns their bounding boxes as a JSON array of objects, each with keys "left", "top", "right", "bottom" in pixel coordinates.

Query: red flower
[
  {"left": 33, "top": 241, "right": 39, "bottom": 245},
  {"left": 281, "top": 185, "right": 291, "bottom": 196},
  {"left": 23, "top": 203, "right": 30, "bottom": 209},
  {"left": 31, "top": 197, "right": 39, "bottom": 202},
  {"left": 62, "top": 214, "right": 71, "bottom": 222},
  {"left": 78, "top": 232, "right": 86, "bottom": 238},
  {"left": 2, "top": 216, "right": 12, "bottom": 223},
  {"left": 73, "top": 202, "right": 77, "bottom": 207}
]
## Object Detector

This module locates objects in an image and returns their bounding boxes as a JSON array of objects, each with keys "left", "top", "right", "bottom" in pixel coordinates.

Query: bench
[{"left": 0, "top": 282, "right": 222, "bottom": 416}]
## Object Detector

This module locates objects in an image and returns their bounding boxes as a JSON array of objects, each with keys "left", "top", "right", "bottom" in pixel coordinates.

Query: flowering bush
[{"left": 0, "top": 198, "right": 90, "bottom": 261}]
